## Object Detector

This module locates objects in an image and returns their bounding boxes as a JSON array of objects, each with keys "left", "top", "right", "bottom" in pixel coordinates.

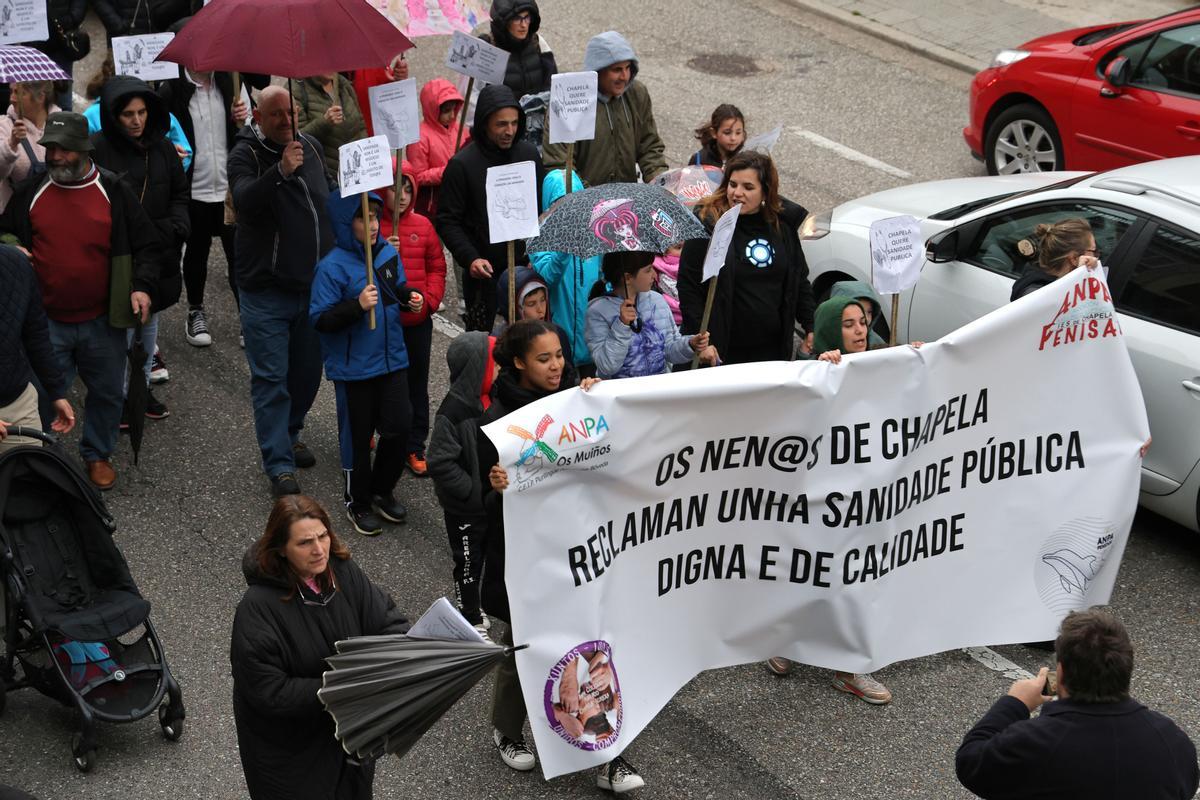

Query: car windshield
[
  {"left": 928, "top": 173, "right": 1095, "bottom": 221},
  {"left": 1074, "top": 23, "right": 1138, "bottom": 46}
]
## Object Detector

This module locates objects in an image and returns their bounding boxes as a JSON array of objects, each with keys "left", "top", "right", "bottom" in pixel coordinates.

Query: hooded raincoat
[
  {"left": 408, "top": 79, "right": 467, "bottom": 219},
  {"left": 811, "top": 295, "right": 866, "bottom": 354},
  {"left": 380, "top": 161, "right": 446, "bottom": 328},
  {"left": 542, "top": 31, "right": 667, "bottom": 187},
  {"left": 829, "top": 279, "right": 886, "bottom": 349},
  {"left": 427, "top": 331, "right": 495, "bottom": 517},
  {"left": 481, "top": 0, "right": 557, "bottom": 99}
]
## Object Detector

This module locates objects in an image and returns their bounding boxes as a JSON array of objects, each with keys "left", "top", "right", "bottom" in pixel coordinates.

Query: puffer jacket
[
  {"left": 379, "top": 161, "right": 446, "bottom": 327},
  {"left": 481, "top": 0, "right": 557, "bottom": 99},
  {"left": 408, "top": 78, "right": 467, "bottom": 219},
  {"left": 542, "top": 31, "right": 667, "bottom": 186},
  {"left": 90, "top": 75, "right": 189, "bottom": 312},
  {"left": 309, "top": 190, "right": 416, "bottom": 382},
  {"left": 294, "top": 75, "right": 367, "bottom": 182},
  {"left": 0, "top": 104, "right": 61, "bottom": 212}
]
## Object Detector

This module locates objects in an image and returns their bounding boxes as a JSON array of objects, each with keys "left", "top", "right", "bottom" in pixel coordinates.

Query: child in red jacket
[{"left": 383, "top": 159, "right": 447, "bottom": 476}]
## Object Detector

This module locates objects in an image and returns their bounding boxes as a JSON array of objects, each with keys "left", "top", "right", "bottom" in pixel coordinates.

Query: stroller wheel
[
  {"left": 159, "top": 704, "right": 183, "bottom": 742},
  {"left": 71, "top": 733, "right": 96, "bottom": 773}
]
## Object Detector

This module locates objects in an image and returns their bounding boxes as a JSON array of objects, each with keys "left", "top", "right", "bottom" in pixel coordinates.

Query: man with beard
[
  {"left": 435, "top": 84, "right": 542, "bottom": 331},
  {"left": 0, "top": 111, "right": 159, "bottom": 489}
]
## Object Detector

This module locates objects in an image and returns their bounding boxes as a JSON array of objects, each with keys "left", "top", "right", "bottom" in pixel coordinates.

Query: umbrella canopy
[
  {"left": 0, "top": 46, "right": 71, "bottom": 83},
  {"left": 125, "top": 320, "right": 148, "bottom": 465},
  {"left": 654, "top": 165, "right": 723, "bottom": 208},
  {"left": 526, "top": 182, "right": 710, "bottom": 260},
  {"left": 320, "top": 634, "right": 517, "bottom": 760},
  {"left": 371, "top": 0, "right": 488, "bottom": 37},
  {"left": 156, "top": 0, "right": 414, "bottom": 76}
]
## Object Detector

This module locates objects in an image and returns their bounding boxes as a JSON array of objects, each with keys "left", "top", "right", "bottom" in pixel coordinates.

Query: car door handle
[
  {"left": 1183, "top": 379, "right": 1200, "bottom": 394},
  {"left": 1176, "top": 123, "right": 1200, "bottom": 138}
]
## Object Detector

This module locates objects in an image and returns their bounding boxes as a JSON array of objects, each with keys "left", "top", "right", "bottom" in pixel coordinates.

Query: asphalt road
[{"left": 3, "top": 0, "right": 1198, "bottom": 798}]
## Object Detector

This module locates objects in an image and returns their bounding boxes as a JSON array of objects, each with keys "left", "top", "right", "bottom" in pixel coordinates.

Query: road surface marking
[
  {"left": 790, "top": 127, "right": 913, "bottom": 179},
  {"left": 433, "top": 312, "right": 465, "bottom": 340},
  {"left": 962, "top": 646, "right": 1035, "bottom": 681}
]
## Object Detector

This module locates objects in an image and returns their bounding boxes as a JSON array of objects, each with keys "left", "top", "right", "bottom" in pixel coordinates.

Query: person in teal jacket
[
  {"left": 529, "top": 169, "right": 602, "bottom": 374},
  {"left": 310, "top": 190, "right": 422, "bottom": 536},
  {"left": 83, "top": 98, "right": 193, "bottom": 172}
]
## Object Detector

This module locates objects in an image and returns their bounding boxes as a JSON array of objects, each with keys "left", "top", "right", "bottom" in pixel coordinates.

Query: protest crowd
[{"left": 0, "top": 1, "right": 1196, "bottom": 798}]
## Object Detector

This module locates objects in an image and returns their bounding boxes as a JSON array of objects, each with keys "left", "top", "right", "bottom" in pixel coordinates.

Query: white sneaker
[
  {"left": 832, "top": 671, "right": 893, "bottom": 705},
  {"left": 493, "top": 728, "right": 536, "bottom": 771},
  {"left": 473, "top": 623, "right": 492, "bottom": 642},
  {"left": 597, "top": 756, "right": 645, "bottom": 793},
  {"left": 186, "top": 307, "right": 212, "bottom": 347},
  {"left": 149, "top": 347, "right": 169, "bottom": 383}
]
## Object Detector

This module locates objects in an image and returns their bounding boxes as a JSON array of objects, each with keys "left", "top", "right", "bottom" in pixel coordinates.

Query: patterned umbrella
[
  {"left": 369, "top": 0, "right": 489, "bottom": 37},
  {"left": 654, "top": 165, "right": 723, "bottom": 208},
  {"left": 0, "top": 46, "right": 71, "bottom": 82},
  {"left": 526, "top": 182, "right": 710, "bottom": 260}
]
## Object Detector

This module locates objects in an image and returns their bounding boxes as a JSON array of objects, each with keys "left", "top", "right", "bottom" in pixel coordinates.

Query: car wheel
[{"left": 985, "top": 104, "right": 1064, "bottom": 175}]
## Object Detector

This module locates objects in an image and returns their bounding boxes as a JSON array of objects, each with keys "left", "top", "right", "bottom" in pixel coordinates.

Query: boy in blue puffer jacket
[{"left": 311, "top": 190, "right": 423, "bottom": 536}]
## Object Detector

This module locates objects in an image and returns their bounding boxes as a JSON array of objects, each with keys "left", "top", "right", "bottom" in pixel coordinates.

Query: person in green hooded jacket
[
  {"left": 294, "top": 73, "right": 367, "bottom": 183},
  {"left": 828, "top": 279, "right": 887, "bottom": 350}
]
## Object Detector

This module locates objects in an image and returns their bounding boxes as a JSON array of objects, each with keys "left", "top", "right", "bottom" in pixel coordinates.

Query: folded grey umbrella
[{"left": 320, "top": 635, "right": 524, "bottom": 760}]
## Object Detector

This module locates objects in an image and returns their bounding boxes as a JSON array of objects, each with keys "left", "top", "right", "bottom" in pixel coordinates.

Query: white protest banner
[
  {"left": 486, "top": 160, "right": 539, "bottom": 243},
  {"left": 338, "top": 135, "right": 394, "bottom": 196},
  {"left": 444, "top": 30, "right": 508, "bottom": 85},
  {"left": 115, "top": 33, "right": 179, "bottom": 82},
  {"left": 0, "top": 0, "right": 47, "bottom": 45},
  {"left": 368, "top": 78, "right": 421, "bottom": 149},
  {"left": 548, "top": 72, "right": 597, "bottom": 144},
  {"left": 702, "top": 203, "right": 742, "bottom": 282},
  {"left": 484, "top": 266, "right": 1147, "bottom": 778},
  {"left": 743, "top": 123, "right": 783, "bottom": 154},
  {"left": 870, "top": 214, "right": 924, "bottom": 295}
]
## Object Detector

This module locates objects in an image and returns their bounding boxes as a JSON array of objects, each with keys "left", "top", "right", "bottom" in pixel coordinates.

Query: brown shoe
[{"left": 86, "top": 459, "right": 116, "bottom": 490}]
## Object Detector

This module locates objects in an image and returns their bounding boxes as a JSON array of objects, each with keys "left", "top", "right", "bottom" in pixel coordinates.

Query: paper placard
[
  {"left": 486, "top": 160, "right": 539, "bottom": 243},
  {"left": 702, "top": 203, "right": 742, "bottom": 282},
  {"left": 444, "top": 30, "right": 509, "bottom": 84},
  {"left": 116, "top": 33, "right": 179, "bottom": 81},
  {"left": 368, "top": 78, "right": 421, "bottom": 149},
  {"left": 408, "top": 597, "right": 488, "bottom": 643},
  {"left": 338, "top": 135, "right": 394, "bottom": 196},
  {"left": 743, "top": 123, "right": 783, "bottom": 155},
  {"left": 548, "top": 71, "right": 597, "bottom": 144},
  {"left": 869, "top": 215, "right": 924, "bottom": 295},
  {"left": 0, "top": 0, "right": 48, "bottom": 45}
]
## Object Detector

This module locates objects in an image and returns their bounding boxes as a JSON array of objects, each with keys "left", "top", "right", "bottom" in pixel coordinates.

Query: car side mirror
[
  {"left": 926, "top": 229, "right": 959, "bottom": 263},
  {"left": 1103, "top": 57, "right": 1130, "bottom": 93}
]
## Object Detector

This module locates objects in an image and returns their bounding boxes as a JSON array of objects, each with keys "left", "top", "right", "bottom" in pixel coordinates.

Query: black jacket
[
  {"left": 90, "top": 76, "right": 189, "bottom": 313},
  {"left": 428, "top": 332, "right": 492, "bottom": 517},
  {"left": 92, "top": 0, "right": 190, "bottom": 36},
  {"left": 230, "top": 548, "right": 409, "bottom": 800},
  {"left": 435, "top": 84, "right": 543, "bottom": 273},
  {"left": 1010, "top": 265, "right": 1057, "bottom": 302},
  {"left": 956, "top": 695, "right": 1199, "bottom": 799},
  {"left": 227, "top": 125, "right": 333, "bottom": 294},
  {"left": 0, "top": 247, "right": 65, "bottom": 406},
  {"left": 28, "top": 0, "right": 88, "bottom": 67},
  {"left": 678, "top": 198, "right": 815, "bottom": 361},
  {"left": 475, "top": 370, "right": 567, "bottom": 623},
  {"left": 483, "top": 0, "right": 557, "bottom": 99}
]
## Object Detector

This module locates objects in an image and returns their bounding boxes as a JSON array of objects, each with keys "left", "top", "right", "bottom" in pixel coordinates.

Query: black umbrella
[
  {"left": 125, "top": 319, "right": 148, "bottom": 465},
  {"left": 319, "top": 635, "right": 525, "bottom": 760},
  {"left": 526, "top": 182, "right": 709, "bottom": 260}
]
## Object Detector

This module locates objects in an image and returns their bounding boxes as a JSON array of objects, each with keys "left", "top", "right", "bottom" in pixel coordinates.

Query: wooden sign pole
[
  {"left": 889, "top": 294, "right": 899, "bottom": 347},
  {"left": 362, "top": 192, "right": 376, "bottom": 331},
  {"left": 507, "top": 240, "right": 517, "bottom": 323},
  {"left": 454, "top": 77, "right": 474, "bottom": 153},
  {"left": 564, "top": 142, "right": 575, "bottom": 195},
  {"left": 391, "top": 145, "right": 405, "bottom": 235},
  {"left": 690, "top": 278, "right": 719, "bottom": 369}
]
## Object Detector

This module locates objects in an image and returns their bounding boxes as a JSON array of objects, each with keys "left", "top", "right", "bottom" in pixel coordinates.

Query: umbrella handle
[{"left": 505, "top": 643, "right": 530, "bottom": 655}]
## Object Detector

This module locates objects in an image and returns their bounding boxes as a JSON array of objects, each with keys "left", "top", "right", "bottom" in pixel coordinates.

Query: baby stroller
[{"left": 0, "top": 428, "right": 184, "bottom": 772}]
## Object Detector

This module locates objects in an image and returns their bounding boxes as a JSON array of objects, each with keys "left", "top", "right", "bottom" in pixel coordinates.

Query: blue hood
[
  {"left": 328, "top": 189, "right": 384, "bottom": 255},
  {"left": 583, "top": 31, "right": 639, "bottom": 80},
  {"left": 541, "top": 168, "right": 584, "bottom": 211}
]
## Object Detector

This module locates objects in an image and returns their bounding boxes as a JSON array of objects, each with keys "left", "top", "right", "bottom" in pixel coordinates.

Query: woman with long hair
[{"left": 678, "top": 150, "right": 816, "bottom": 364}]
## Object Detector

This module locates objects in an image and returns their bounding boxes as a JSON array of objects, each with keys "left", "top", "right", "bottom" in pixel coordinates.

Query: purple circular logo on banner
[{"left": 543, "top": 640, "right": 623, "bottom": 751}]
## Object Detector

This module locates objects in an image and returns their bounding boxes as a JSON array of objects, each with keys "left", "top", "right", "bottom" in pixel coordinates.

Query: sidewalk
[{"left": 786, "top": 0, "right": 1187, "bottom": 73}]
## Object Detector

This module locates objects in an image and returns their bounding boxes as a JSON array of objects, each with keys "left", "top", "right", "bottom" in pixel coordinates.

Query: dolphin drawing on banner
[{"left": 1041, "top": 549, "right": 1099, "bottom": 595}]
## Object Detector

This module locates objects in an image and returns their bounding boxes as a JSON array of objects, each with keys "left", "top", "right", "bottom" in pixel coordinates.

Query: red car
[{"left": 964, "top": 8, "right": 1200, "bottom": 174}]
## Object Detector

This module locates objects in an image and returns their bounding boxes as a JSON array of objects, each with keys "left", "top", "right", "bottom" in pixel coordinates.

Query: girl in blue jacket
[{"left": 311, "top": 190, "right": 422, "bottom": 536}]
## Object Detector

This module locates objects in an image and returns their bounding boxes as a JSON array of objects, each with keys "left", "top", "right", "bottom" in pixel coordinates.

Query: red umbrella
[{"left": 156, "top": 0, "right": 414, "bottom": 76}]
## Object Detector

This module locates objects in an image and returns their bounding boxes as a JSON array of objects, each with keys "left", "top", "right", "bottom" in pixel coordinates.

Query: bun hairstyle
[
  {"left": 1018, "top": 218, "right": 1094, "bottom": 272},
  {"left": 694, "top": 103, "right": 745, "bottom": 158},
  {"left": 588, "top": 250, "right": 655, "bottom": 301},
  {"left": 493, "top": 319, "right": 558, "bottom": 369}
]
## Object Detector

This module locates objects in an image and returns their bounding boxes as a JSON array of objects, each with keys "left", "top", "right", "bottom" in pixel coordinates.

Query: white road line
[
  {"left": 432, "top": 311, "right": 465, "bottom": 340},
  {"left": 790, "top": 127, "right": 913, "bottom": 180},
  {"left": 962, "top": 646, "right": 1035, "bottom": 681}
]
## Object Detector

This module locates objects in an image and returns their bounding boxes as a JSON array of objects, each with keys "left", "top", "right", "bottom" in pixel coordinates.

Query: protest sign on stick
[
  {"left": 114, "top": 33, "right": 179, "bottom": 81},
  {"left": 445, "top": 31, "right": 509, "bottom": 152},
  {"left": 369, "top": 78, "right": 421, "bottom": 232},
  {"left": 691, "top": 203, "right": 742, "bottom": 367},
  {"left": 339, "top": 135, "right": 395, "bottom": 331},
  {"left": 869, "top": 215, "right": 924, "bottom": 345},
  {"left": 486, "top": 160, "right": 539, "bottom": 320},
  {"left": 548, "top": 72, "right": 598, "bottom": 195}
]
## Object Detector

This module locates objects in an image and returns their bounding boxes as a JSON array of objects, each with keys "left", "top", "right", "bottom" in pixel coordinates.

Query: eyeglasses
[
  {"left": 513, "top": 12, "right": 532, "bottom": 23},
  {"left": 1082, "top": 247, "right": 1101, "bottom": 257}
]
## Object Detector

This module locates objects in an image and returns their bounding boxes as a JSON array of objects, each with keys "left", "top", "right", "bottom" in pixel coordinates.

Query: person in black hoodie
[
  {"left": 230, "top": 495, "right": 410, "bottom": 800},
  {"left": 435, "top": 84, "right": 543, "bottom": 332},
  {"left": 478, "top": 0, "right": 557, "bottom": 100},
  {"left": 91, "top": 75, "right": 189, "bottom": 421},
  {"left": 678, "top": 150, "right": 815, "bottom": 364},
  {"left": 227, "top": 85, "right": 334, "bottom": 497}
]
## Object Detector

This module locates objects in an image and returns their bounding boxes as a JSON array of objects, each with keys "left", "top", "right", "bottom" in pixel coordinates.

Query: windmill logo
[{"left": 507, "top": 414, "right": 559, "bottom": 479}]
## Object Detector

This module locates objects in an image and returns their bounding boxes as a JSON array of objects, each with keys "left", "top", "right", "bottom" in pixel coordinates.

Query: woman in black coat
[
  {"left": 678, "top": 150, "right": 815, "bottom": 364},
  {"left": 479, "top": 0, "right": 557, "bottom": 100},
  {"left": 230, "top": 495, "right": 409, "bottom": 800}
]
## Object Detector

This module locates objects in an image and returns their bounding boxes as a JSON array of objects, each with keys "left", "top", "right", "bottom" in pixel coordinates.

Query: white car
[{"left": 801, "top": 156, "right": 1200, "bottom": 533}]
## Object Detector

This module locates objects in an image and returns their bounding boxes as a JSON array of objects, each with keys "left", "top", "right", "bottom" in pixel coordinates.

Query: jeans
[
  {"left": 401, "top": 318, "right": 432, "bottom": 454},
  {"left": 124, "top": 312, "right": 159, "bottom": 394},
  {"left": 239, "top": 287, "right": 323, "bottom": 479},
  {"left": 45, "top": 315, "right": 127, "bottom": 461}
]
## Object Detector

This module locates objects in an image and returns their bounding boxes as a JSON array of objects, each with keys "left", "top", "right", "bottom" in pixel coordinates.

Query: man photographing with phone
[{"left": 956, "top": 608, "right": 1198, "bottom": 799}]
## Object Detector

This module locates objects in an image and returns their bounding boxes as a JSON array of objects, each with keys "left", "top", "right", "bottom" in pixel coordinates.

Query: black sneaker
[
  {"left": 145, "top": 390, "right": 170, "bottom": 420},
  {"left": 492, "top": 729, "right": 536, "bottom": 771},
  {"left": 372, "top": 493, "right": 407, "bottom": 524},
  {"left": 292, "top": 441, "right": 316, "bottom": 469},
  {"left": 347, "top": 505, "right": 383, "bottom": 536},
  {"left": 119, "top": 401, "right": 130, "bottom": 432},
  {"left": 186, "top": 307, "right": 212, "bottom": 347},
  {"left": 596, "top": 756, "right": 645, "bottom": 793},
  {"left": 271, "top": 472, "right": 301, "bottom": 497}
]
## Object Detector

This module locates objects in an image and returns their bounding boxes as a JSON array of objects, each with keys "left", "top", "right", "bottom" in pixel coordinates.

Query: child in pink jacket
[{"left": 408, "top": 78, "right": 468, "bottom": 220}]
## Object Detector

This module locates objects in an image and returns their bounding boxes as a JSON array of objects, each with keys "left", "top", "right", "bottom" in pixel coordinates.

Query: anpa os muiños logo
[
  {"left": 505, "top": 412, "right": 612, "bottom": 490},
  {"left": 543, "top": 640, "right": 623, "bottom": 751},
  {"left": 1038, "top": 274, "right": 1120, "bottom": 351}
]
